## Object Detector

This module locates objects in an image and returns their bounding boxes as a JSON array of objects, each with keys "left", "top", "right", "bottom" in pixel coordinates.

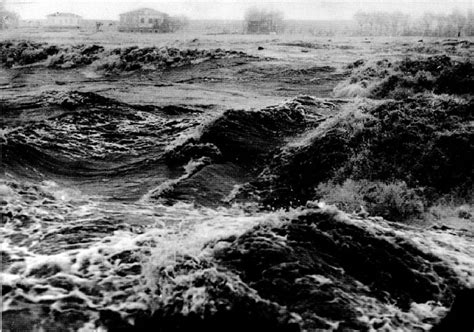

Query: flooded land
[{"left": 1, "top": 29, "right": 473, "bottom": 331}]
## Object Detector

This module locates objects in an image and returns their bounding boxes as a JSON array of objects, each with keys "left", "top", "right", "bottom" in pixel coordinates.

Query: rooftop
[
  {"left": 47, "top": 12, "right": 82, "bottom": 18},
  {"left": 120, "top": 8, "right": 167, "bottom": 16}
]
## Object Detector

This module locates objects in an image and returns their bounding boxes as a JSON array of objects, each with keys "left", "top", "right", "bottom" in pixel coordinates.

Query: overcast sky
[{"left": 6, "top": 0, "right": 473, "bottom": 20}]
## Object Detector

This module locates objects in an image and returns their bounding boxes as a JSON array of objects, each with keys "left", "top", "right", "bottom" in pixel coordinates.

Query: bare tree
[
  {"left": 354, "top": 10, "right": 472, "bottom": 37},
  {"left": 158, "top": 14, "right": 189, "bottom": 33},
  {"left": 167, "top": 15, "right": 189, "bottom": 32},
  {"left": 467, "top": 10, "right": 474, "bottom": 35},
  {"left": 0, "top": 1, "right": 19, "bottom": 30},
  {"left": 449, "top": 10, "right": 466, "bottom": 36}
]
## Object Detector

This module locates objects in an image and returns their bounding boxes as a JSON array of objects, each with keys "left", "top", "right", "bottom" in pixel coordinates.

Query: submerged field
[{"left": 1, "top": 30, "right": 473, "bottom": 331}]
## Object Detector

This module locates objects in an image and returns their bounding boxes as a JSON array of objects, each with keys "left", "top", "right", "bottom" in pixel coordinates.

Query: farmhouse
[
  {"left": 46, "top": 12, "right": 82, "bottom": 27},
  {"left": 119, "top": 8, "right": 169, "bottom": 32}
]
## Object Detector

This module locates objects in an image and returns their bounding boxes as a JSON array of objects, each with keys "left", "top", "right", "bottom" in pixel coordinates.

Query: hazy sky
[{"left": 6, "top": 0, "right": 473, "bottom": 20}]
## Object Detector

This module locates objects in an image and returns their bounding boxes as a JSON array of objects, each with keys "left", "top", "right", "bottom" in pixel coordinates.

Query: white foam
[{"left": 2, "top": 177, "right": 473, "bottom": 331}]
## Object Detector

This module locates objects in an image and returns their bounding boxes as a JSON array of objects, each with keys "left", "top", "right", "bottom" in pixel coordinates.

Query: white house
[
  {"left": 46, "top": 12, "right": 82, "bottom": 28},
  {"left": 119, "top": 8, "right": 168, "bottom": 32}
]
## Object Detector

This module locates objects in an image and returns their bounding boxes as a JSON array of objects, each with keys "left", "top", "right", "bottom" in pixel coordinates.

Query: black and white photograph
[{"left": 1, "top": 0, "right": 473, "bottom": 330}]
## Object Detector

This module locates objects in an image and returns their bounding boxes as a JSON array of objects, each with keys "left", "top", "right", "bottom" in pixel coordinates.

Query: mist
[{"left": 6, "top": 0, "right": 474, "bottom": 21}]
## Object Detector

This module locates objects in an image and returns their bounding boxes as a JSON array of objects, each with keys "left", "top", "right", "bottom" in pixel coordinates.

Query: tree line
[
  {"left": 354, "top": 10, "right": 474, "bottom": 37},
  {"left": 242, "top": 8, "right": 473, "bottom": 37},
  {"left": 0, "top": 8, "right": 20, "bottom": 29}
]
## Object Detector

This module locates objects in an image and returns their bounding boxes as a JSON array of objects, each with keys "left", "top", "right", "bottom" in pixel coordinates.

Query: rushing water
[
  {"left": 2, "top": 90, "right": 473, "bottom": 331},
  {"left": 0, "top": 90, "right": 285, "bottom": 330},
  {"left": 1, "top": 175, "right": 288, "bottom": 331}
]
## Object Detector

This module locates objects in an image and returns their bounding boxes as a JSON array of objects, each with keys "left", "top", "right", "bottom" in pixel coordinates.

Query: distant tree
[
  {"left": 467, "top": 9, "right": 474, "bottom": 35},
  {"left": 448, "top": 9, "right": 466, "bottom": 36},
  {"left": 172, "top": 15, "right": 190, "bottom": 31},
  {"left": 420, "top": 12, "right": 436, "bottom": 36},
  {"left": 353, "top": 10, "right": 473, "bottom": 37},
  {"left": 159, "top": 14, "right": 189, "bottom": 33},
  {"left": 388, "top": 12, "right": 410, "bottom": 36},
  {"left": 0, "top": 9, "right": 19, "bottom": 29},
  {"left": 244, "top": 7, "right": 284, "bottom": 34},
  {"left": 354, "top": 11, "right": 368, "bottom": 34}
]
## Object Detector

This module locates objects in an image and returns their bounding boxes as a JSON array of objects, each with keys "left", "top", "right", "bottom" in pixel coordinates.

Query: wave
[
  {"left": 155, "top": 96, "right": 335, "bottom": 205},
  {"left": 1, "top": 91, "right": 206, "bottom": 184},
  {"left": 4, "top": 89, "right": 472, "bottom": 210},
  {"left": 334, "top": 55, "right": 474, "bottom": 99},
  {"left": 2, "top": 181, "right": 472, "bottom": 331},
  {"left": 2, "top": 85, "right": 473, "bottom": 331},
  {"left": 0, "top": 40, "right": 257, "bottom": 73},
  {"left": 246, "top": 95, "right": 474, "bottom": 208}
]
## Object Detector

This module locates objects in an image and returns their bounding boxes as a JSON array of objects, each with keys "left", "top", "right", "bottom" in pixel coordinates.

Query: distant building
[
  {"left": 119, "top": 8, "right": 169, "bottom": 32},
  {"left": 46, "top": 12, "right": 82, "bottom": 28}
]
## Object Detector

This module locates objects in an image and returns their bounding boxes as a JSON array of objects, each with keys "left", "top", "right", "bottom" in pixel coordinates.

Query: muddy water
[
  {"left": 1, "top": 176, "right": 283, "bottom": 331},
  {"left": 3, "top": 90, "right": 474, "bottom": 332},
  {"left": 2, "top": 40, "right": 474, "bottom": 331},
  {"left": 1, "top": 90, "right": 283, "bottom": 330}
]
